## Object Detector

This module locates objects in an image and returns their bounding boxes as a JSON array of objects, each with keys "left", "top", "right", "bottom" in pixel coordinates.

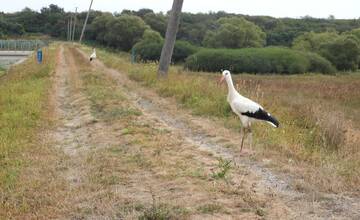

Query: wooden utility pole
[
  {"left": 79, "top": 0, "right": 94, "bottom": 43},
  {"left": 67, "top": 19, "right": 70, "bottom": 41},
  {"left": 69, "top": 15, "right": 73, "bottom": 42},
  {"left": 158, "top": 0, "right": 184, "bottom": 78},
  {"left": 72, "top": 7, "right": 78, "bottom": 41}
]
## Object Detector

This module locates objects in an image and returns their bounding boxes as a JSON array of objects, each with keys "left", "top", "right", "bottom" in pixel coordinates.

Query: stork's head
[{"left": 219, "top": 70, "right": 231, "bottom": 84}]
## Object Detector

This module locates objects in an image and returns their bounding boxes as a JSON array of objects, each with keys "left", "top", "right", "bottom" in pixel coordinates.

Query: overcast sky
[{"left": 2, "top": 0, "right": 360, "bottom": 19}]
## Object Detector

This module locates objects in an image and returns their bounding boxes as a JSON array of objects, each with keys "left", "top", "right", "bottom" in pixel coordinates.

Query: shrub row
[
  {"left": 185, "top": 47, "right": 335, "bottom": 74},
  {"left": 133, "top": 40, "right": 198, "bottom": 63}
]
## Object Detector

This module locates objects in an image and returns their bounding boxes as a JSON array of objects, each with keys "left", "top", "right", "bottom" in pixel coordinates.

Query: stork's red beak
[{"left": 218, "top": 75, "right": 225, "bottom": 84}]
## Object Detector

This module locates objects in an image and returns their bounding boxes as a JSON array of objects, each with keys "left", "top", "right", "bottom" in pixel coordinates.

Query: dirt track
[{"left": 38, "top": 44, "right": 360, "bottom": 219}]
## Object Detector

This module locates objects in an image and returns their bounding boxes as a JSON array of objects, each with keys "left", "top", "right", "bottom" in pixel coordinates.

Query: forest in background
[{"left": 1, "top": 4, "right": 360, "bottom": 73}]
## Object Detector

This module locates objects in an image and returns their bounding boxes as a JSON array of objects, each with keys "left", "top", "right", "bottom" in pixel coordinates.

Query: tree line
[{"left": 1, "top": 4, "right": 360, "bottom": 72}]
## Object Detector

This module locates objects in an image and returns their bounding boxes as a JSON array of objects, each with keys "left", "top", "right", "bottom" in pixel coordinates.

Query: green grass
[
  {"left": 197, "top": 203, "right": 224, "bottom": 214},
  {"left": 79, "top": 44, "right": 360, "bottom": 193},
  {"left": 82, "top": 72, "right": 142, "bottom": 122},
  {"left": 211, "top": 158, "right": 232, "bottom": 180},
  {"left": 0, "top": 46, "right": 56, "bottom": 191},
  {"left": 0, "top": 66, "right": 6, "bottom": 77},
  {"left": 137, "top": 194, "right": 190, "bottom": 220}
]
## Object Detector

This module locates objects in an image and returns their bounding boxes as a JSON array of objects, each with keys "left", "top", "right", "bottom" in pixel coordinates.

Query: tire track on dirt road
[
  {"left": 51, "top": 45, "right": 99, "bottom": 216},
  {"left": 77, "top": 47, "right": 360, "bottom": 220},
  {"left": 51, "top": 45, "right": 134, "bottom": 218},
  {"left": 53, "top": 45, "right": 102, "bottom": 185}
]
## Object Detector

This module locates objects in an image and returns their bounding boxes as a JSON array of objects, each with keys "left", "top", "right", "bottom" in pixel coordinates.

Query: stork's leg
[
  {"left": 240, "top": 127, "right": 247, "bottom": 152},
  {"left": 248, "top": 127, "right": 253, "bottom": 149}
]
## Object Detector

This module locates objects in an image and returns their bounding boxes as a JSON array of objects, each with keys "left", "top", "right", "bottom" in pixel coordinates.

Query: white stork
[
  {"left": 89, "top": 48, "right": 96, "bottom": 62},
  {"left": 219, "top": 70, "right": 279, "bottom": 152}
]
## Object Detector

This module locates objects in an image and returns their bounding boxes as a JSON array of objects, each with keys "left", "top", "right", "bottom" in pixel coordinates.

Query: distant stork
[
  {"left": 89, "top": 48, "right": 96, "bottom": 61},
  {"left": 219, "top": 70, "right": 279, "bottom": 152}
]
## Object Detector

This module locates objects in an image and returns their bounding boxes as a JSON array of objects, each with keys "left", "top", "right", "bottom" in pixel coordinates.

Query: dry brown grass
[
  {"left": 233, "top": 74, "right": 360, "bottom": 186},
  {"left": 231, "top": 74, "right": 360, "bottom": 193},
  {"left": 3, "top": 43, "right": 358, "bottom": 218},
  {"left": 80, "top": 44, "right": 360, "bottom": 194},
  {"left": 60, "top": 46, "right": 276, "bottom": 219}
]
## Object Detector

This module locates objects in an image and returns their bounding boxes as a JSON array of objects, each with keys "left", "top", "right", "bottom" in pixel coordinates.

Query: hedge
[
  {"left": 185, "top": 47, "right": 335, "bottom": 74},
  {"left": 133, "top": 40, "right": 198, "bottom": 63}
]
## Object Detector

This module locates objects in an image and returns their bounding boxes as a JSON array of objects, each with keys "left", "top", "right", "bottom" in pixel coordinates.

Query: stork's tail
[{"left": 241, "top": 108, "right": 280, "bottom": 128}]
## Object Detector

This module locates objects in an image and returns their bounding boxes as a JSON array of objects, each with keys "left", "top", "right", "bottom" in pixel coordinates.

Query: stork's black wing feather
[{"left": 241, "top": 108, "right": 279, "bottom": 127}]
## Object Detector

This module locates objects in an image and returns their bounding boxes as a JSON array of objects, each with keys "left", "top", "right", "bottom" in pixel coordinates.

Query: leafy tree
[
  {"left": 2, "top": 4, "right": 360, "bottom": 51},
  {"left": 346, "top": 28, "right": 360, "bottom": 41},
  {"left": 14, "top": 8, "right": 42, "bottom": 33},
  {"left": 104, "top": 15, "right": 148, "bottom": 51},
  {"left": 320, "top": 35, "right": 360, "bottom": 70},
  {"left": 203, "top": 17, "right": 266, "bottom": 48},
  {"left": 135, "top": 8, "right": 154, "bottom": 18},
  {"left": 0, "top": 17, "right": 25, "bottom": 36},
  {"left": 120, "top": 9, "right": 134, "bottom": 15},
  {"left": 292, "top": 31, "right": 340, "bottom": 52},
  {"left": 143, "top": 13, "right": 167, "bottom": 36},
  {"left": 141, "top": 29, "right": 163, "bottom": 43},
  {"left": 88, "top": 13, "right": 113, "bottom": 44},
  {"left": 264, "top": 19, "right": 301, "bottom": 46},
  {"left": 78, "top": 10, "right": 106, "bottom": 41},
  {"left": 177, "top": 12, "right": 218, "bottom": 45},
  {"left": 40, "top": 4, "right": 66, "bottom": 37},
  {"left": 293, "top": 31, "right": 360, "bottom": 70}
]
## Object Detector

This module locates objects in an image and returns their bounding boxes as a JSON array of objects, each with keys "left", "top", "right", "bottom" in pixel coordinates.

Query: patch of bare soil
[{"left": 76, "top": 47, "right": 360, "bottom": 219}]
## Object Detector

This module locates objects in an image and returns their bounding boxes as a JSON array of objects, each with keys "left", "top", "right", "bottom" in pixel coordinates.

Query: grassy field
[
  {"left": 37, "top": 46, "right": 273, "bottom": 219},
  {"left": 1, "top": 43, "right": 357, "bottom": 218},
  {"left": 80, "top": 45, "right": 360, "bottom": 193},
  {"left": 0, "top": 66, "right": 6, "bottom": 77},
  {"left": 0, "top": 45, "right": 57, "bottom": 215}
]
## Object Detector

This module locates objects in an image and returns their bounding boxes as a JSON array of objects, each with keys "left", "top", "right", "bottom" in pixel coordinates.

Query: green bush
[
  {"left": 133, "top": 42, "right": 162, "bottom": 62},
  {"left": 185, "top": 47, "right": 335, "bottom": 74},
  {"left": 172, "top": 41, "right": 198, "bottom": 63},
  {"left": 303, "top": 52, "right": 336, "bottom": 73},
  {"left": 133, "top": 40, "right": 198, "bottom": 63}
]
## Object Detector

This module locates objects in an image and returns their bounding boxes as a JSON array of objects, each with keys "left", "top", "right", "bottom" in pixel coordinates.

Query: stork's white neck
[{"left": 225, "top": 75, "right": 238, "bottom": 98}]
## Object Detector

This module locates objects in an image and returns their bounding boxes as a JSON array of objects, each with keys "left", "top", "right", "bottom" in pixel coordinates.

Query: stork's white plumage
[
  {"left": 90, "top": 48, "right": 96, "bottom": 61},
  {"left": 219, "top": 70, "right": 279, "bottom": 152}
]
